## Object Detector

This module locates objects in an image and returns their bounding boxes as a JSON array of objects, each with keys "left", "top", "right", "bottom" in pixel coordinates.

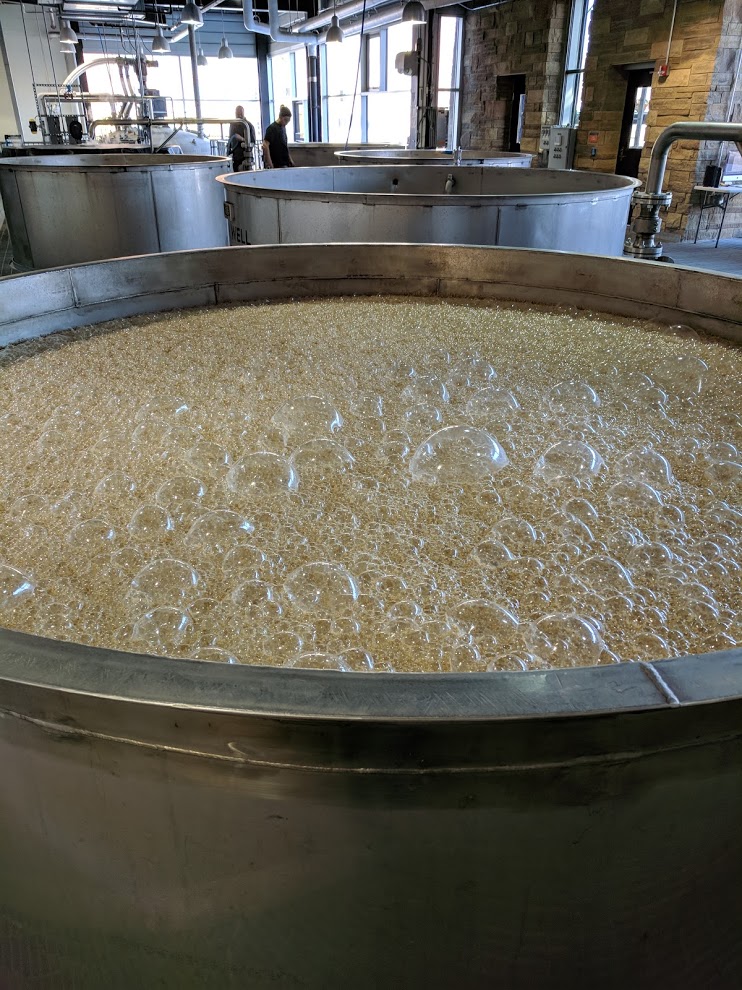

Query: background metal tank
[
  {"left": 0, "top": 153, "right": 230, "bottom": 271},
  {"left": 335, "top": 147, "right": 533, "bottom": 167},
  {"left": 288, "top": 142, "right": 402, "bottom": 166},
  {"left": 1, "top": 244, "right": 742, "bottom": 990},
  {"left": 218, "top": 166, "right": 638, "bottom": 255}
]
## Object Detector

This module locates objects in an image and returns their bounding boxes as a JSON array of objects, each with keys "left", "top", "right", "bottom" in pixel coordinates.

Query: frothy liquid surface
[{"left": 0, "top": 297, "right": 739, "bottom": 673}]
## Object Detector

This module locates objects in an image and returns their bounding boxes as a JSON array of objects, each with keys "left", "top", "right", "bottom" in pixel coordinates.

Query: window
[
  {"left": 560, "top": 0, "right": 595, "bottom": 127},
  {"left": 364, "top": 34, "right": 383, "bottom": 92},
  {"left": 629, "top": 85, "right": 651, "bottom": 148},
  {"left": 269, "top": 49, "right": 308, "bottom": 142},
  {"left": 434, "top": 14, "right": 463, "bottom": 149}
]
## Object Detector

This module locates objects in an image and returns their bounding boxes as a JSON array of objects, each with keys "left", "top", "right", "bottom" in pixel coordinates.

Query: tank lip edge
[{"left": 1, "top": 627, "right": 741, "bottom": 721}]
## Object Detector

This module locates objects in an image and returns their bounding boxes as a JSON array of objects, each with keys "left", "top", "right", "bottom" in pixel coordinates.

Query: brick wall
[
  {"left": 574, "top": 0, "right": 734, "bottom": 240},
  {"left": 460, "top": 1, "right": 568, "bottom": 155}
]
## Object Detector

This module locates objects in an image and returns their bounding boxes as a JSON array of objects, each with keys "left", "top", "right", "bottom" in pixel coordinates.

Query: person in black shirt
[
  {"left": 228, "top": 105, "right": 255, "bottom": 171},
  {"left": 262, "top": 106, "right": 294, "bottom": 169}
]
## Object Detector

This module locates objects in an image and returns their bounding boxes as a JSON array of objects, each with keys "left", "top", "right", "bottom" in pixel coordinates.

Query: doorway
[
  {"left": 496, "top": 74, "right": 526, "bottom": 152},
  {"left": 616, "top": 67, "right": 653, "bottom": 177}
]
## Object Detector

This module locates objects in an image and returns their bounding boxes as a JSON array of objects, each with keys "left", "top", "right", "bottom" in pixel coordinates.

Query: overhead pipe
[
  {"left": 626, "top": 120, "right": 742, "bottom": 260},
  {"left": 60, "top": 55, "right": 157, "bottom": 92},
  {"left": 244, "top": 0, "right": 272, "bottom": 35}
]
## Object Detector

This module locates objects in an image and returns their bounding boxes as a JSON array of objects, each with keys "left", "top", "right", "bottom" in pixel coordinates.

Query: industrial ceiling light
[
  {"left": 402, "top": 0, "right": 426, "bottom": 23},
  {"left": 325, "top": 13, "right": 343, "bottom": 42},
  {"left": 152, "top": 16, "right": 171, "bottom": 52},
  {"left": 180, "top": 0, "right": 203, "bottom": 27},
  {"left": 197, "top": 45, "right": 208, "bottom": 66},
  {"left": 60, "top": 40, "right": 76, "bottom": 53},
  {"left": 58, "top": 19, "right": 79, "bottom": 43},
  {"left": 218, "top": 8, "right": 232, "bottom": 58}
]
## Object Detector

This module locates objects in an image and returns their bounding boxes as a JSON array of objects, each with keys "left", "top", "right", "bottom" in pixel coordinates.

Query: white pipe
[
  {"left": 267, "top": 0, "right": 303, "bottom": 42},
  {"left": 244, "top": 0, "right": 272, "bottom": 35},
  {"left": 60, "top": 55, "right": 156, "bottom": 92}
]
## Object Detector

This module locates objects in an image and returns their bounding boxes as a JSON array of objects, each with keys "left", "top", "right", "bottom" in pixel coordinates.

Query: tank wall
[
  {"left": 288, "top": 143, "right": 402, "bottom": 166},
  {"left": 0, "top": 159, "right": 230, "bottom": 270},
  {"left": 0, "top": 244, "right": 740, "bottom": 985}
]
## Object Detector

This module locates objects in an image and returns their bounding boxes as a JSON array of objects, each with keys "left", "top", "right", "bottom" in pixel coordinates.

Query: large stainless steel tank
[
  {"left": 335, "top": 147, "right": 533, "bottom": 167},
  {"left": 218, "top": 167, "right": 638, "bottom": 255},
  {"left": 288, "top": 142, "right": 402, "bottom": 166},
  {"left": 1, "top": 245, "right": 741, "bottom": 990},
  {"left": 0, "top": 153, "right": 230, "bottom": 271}
]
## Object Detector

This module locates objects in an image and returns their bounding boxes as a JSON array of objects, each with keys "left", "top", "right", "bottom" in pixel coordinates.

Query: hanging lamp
[
  {"left": 402, "top": 0, "right": 426, "bottom": 23},
  {"left": 181, "top": 0, "right": 203, "bottom": 27}
]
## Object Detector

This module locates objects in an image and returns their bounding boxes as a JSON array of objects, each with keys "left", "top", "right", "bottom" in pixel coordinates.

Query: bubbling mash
[{"left": 0, "top": 296, "right": 739, "bottom": 672}]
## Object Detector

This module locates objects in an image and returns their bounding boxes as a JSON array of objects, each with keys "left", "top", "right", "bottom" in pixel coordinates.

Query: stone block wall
[
  {"left": 459, "top": 0, "right": 740, "bottom": 241},
  {"left": 460, "top": 1, "right": 568, "bottom": 155},
  {"left": 574, "top": 0, "right": 736, "bottom": 239}
]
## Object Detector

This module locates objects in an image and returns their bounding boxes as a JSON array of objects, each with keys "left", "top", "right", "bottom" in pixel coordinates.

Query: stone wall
[
  {"left": 460, "top": 1, "right": 568, "bottom": 155},
  {"left": 459, "top": 0, "right": 740, "bottom": 241},
  {"left": 574, "top": 0, "right": 732, "bottom": 239}
]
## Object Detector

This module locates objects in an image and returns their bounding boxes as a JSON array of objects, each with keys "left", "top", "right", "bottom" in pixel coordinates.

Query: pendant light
[
  {"left": 325, "top": 3, "right": 343, "bottom": 44},
  {"left": 60, "top": 41, "right": 76, "bottom": 54},
  {"left": 152, "top": 12, "right": 171, "bottom": 53},
  {"left": 402, "top": 0, "right": 426, "bottom": 23},
  {"left": 218, "top": 8, "right": 233, "bottom": 58},
  {"left": 197, "top": 46, "right": 208, "bottom": 66},
  {"left": 180, "top": 0, "right": 203, "bottom": 27},
  {"left": 59, "top": 20, "right": 79, "bottom": 44}
]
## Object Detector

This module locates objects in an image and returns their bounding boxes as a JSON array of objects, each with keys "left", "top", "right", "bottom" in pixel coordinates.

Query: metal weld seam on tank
[
  {"left": 638, "top": 661, "right": 681, "bottom": 705},
  {"left": 5, "top": 708, "right": 741, "bottom": 771}
]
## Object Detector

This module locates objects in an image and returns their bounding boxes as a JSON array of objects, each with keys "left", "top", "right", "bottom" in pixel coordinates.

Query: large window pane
[
  {"left": 271, "top": 51, "right": 293, "bottom": 119},
  {"left": 366, "top": 91, "right": 412, "bottom": 145},
  {"left": 386, "top": 23, "right": 414, "bottom": 93}
]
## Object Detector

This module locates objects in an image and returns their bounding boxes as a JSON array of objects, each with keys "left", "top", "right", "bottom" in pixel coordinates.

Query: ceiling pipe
[
  {"left": 59, "top": 54, "right": 157, "bottom": 91},
  {"left": 267, "top": 0, "right": 305, "bottom": 42},
  {"left": 244, "top": 0, "right": 272, "bottom": 35}
]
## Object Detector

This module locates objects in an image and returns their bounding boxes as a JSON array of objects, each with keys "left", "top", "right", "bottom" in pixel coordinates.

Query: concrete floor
[{"left": 665, "top": 237, "right": 742, "bottom": 277}]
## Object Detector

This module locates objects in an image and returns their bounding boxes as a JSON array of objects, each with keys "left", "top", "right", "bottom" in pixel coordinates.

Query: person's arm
[{"left": 262, "top": 138, "right": 273, "bottom": 168}]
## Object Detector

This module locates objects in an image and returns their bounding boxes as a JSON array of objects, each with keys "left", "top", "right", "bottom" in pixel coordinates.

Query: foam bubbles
[
  {"left": 409, "top": 426, "right": 509, "bottom": 485},
  {"left": 271, "top": 395, "right": 343, "bottom": 443},
  {"left": 534, "top": 440, "right": 604, "bottom": 486},
  {"left": 284, "top": 561, "right": 359, "bottom": 612}
]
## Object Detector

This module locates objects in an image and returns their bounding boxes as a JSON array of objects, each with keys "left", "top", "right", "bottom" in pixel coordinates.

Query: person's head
[
  {"left": 235, "top": 105, "right": 245, "bottom": 119},
  {"left": 278, "top": 105, "right": 292, "bottom": 125}
]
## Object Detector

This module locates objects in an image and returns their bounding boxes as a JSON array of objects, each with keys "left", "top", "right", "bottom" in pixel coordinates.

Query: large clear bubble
[
  {"left": 0, "top": 564, "right": 35, "bottom": 609},
  {"left": 185, "top": 510, "right": 254, "bottom": 554},
  {"left": 614, "top": 447, "right": 674, "bottom": 489},
  {"left": 130, "top": 558, "right": 201, "bottom": 608},
  {"left": 524, "top": 613, "right": 605, "bottom": 666},
  {"left": 289, "top": 439, "right": 355, "bottom": 481},
  {"left": 534, "top": 440, "right": 604, "bottom": 485},
  {"left": 227, "top": 452, "right": 299, "bottom": 497},
  {"left": 547, "top": 380, "right": 600, "bottom": 414},
  {"left": 284, "top": 562, "right": 359, "bottom": 613},
  {"left": 409, "top": 426, "right": 509, "bottom": 486},
  {"left": 271, "top": 395, "right": 343, "bottom": 444}
]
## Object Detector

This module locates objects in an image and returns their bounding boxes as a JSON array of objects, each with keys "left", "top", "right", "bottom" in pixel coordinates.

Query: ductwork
[{"left": 626, "top": 120, "right": 742, "bottom": 261}]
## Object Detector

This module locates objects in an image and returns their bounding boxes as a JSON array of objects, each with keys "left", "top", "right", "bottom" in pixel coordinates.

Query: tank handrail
[{"left": 88, "top": 117, "right": 255, "bottom": 139}]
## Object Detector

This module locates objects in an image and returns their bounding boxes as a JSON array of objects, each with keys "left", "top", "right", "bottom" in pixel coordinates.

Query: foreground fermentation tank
[
  {"left": 0, "top": 153, "right": 231, "bottom": 270},
  {"left": 334, "top": 148, "right": 533, "bottom": 167},
  {"left": 218, "top": 166, "right": 637, "bottom": 255},
  {"left": 1, "top": 244, "right": 741, "bottom": 989}
]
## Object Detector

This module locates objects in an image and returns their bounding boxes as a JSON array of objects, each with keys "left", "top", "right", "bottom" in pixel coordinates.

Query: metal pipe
[
  {"left": 60, "top": 55, "right": 157, "bottom": 92},
  {"left": 626, "top": 120, "right": 742, "bottom": 261},
  {"left": 307, "top": 42, "right": 321, "bottom": 141},
  {"left": 187, "top": 26, "right": 204, "bottom": 138},
  {"left": 243, "top": 0, "right": 271, "bottom": 35},
  {"left": 267, "top": 0, "right": 303, "bottom": 42},
  {"left": 646, "top": 121, "right": 742, "bottom": 195}
]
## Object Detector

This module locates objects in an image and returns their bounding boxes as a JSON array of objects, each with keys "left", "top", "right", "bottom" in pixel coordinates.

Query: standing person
[
  {"left": 262, "top": 106, "right": 295, "bottom": 169},
  {"left": 228, "top": 105, "right": 255, "bottom": 172}
]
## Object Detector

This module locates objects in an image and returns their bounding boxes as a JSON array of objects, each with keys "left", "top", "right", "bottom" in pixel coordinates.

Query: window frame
[{"left": 559, "top": 0, "right": 595, "bottom": 128}]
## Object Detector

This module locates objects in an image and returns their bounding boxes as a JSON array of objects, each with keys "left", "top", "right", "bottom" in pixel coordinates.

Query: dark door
[{"left": 616, "top": 68, "right": 653, "bottom": 177}]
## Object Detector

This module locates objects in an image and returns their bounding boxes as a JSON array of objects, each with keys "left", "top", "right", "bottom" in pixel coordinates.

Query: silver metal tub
[
  {"left": 218, "top": 167, "right": 638, "bottom": 255},
  {"left": 288, "top": 142, "right": 402, "bottom": 166},
  {"left": 0, "top": 245, "right": 741, "bottom": 989},
  {"left": 335, "top": 148, "right": 533, "bottom": 167},
  {"left": 0, "top": 153, "right": 231, "bottom": 271}
]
